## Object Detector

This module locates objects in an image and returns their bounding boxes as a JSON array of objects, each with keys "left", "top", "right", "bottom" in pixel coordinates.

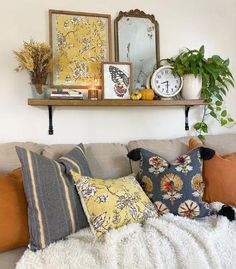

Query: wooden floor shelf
[{"left": 28, "top": 98, "right": 207, "bottom": 135}]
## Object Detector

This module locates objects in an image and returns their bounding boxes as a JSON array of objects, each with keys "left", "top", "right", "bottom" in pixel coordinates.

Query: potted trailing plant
[
  {"left": 167, "top": 45, "right": 234, "bottom": 141},
  {"left": 14, "top": 40, "right": 53, "bottom": 98}
]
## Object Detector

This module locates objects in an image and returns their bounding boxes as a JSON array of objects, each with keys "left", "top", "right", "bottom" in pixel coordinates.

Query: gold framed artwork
[
  {"left": 49, "top": 9, "right": 112, "bottom": 89},
  {"left": 102, "top": 62, "right": 132, "bottom": 99}
]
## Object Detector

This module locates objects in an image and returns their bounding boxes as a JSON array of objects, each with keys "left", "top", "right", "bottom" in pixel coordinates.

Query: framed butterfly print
[
  {"left": 49, "top": 9, "right": 112, "bottom": 89},
  {"left": 102, "top": 62, "right": 132, "bottom": 99}
]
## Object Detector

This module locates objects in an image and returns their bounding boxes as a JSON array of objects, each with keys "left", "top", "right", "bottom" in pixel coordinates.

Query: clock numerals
[{"left": 151, "top": 67, "right": 183, "bottom": 97}]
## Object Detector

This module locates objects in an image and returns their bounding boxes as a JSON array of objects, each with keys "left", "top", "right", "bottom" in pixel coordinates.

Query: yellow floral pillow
[{"left": 72, "top": 172, "right": 157, "bottom": 238}]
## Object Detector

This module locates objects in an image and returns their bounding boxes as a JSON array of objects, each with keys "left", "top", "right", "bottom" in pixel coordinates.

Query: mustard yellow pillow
[{"left": 72, "top": 172, "right": 157, "bottom": 238}]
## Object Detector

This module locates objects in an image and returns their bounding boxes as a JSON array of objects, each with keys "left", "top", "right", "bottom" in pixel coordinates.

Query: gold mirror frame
[{"left": 114, "top": 9, "right": 160, "bottom": 90}]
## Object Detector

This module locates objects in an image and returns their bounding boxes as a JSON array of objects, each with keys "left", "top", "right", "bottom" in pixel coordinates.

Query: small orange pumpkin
[{"left": 141, "top": 88, "right": 155, "bottom": 100}]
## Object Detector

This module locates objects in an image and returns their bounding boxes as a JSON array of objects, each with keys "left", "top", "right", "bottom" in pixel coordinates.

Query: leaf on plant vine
[
  {"left": 177, "top": 68, "right": 184, "bottom": 76},
  {"left": 217, "top": 77, "right": 228, "bottom": 90},
  {"left": 210, "top": 111, "right": 217, "bottom": 118},
  {"left": 208, "top": 104, "right": 214, "bottom": 111},
  {"left": 198, "top": 134, "right": 206, "bottom": 142},
  {"left": 201, "top": 123, "right": 208, "bottom": 133},
  {"left": 194, "top": 122, "right": 202, "bottom": 130},
  {"left": 212, "top": 55, "right": 222, "bottom": 62},
  {"left": 199, "top": 45, "right": 205, "bottom": 56},
  {"left": 215, "top": 94, "right": 223, "bottom": 101},
  {"left": 221, "top": 110, "right": 227, "bottom": 117},
  {"left": 221, "top": 119, "right": 228, "bottom": 126},
  {"left": 215, "top": 100, "right": 222, "bottom": 106},
  {"left": 228, "top": 118, "right": 234, "bottom": 123},
  {"left": 224, "top": 59, "right": 229, "bottom": 67},
  {"left": 225, "top": 78, "right": 234, "bottom": 88},
  {"left": 219, "top": 88, "right": 227, "bottom": 96}
]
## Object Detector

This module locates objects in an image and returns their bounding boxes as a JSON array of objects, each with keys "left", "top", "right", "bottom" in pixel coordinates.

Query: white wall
[{"left": 0, "top": 0, "right": 236, "bottom": 144}]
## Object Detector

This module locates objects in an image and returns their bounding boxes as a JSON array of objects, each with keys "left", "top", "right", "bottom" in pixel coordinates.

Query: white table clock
[{"left": 151, "top": 66, "right": 183, "bottom": 98}]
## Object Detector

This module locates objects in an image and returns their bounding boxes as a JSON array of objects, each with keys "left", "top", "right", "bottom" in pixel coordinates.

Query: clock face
[{"left": 151, "top": 66, "right": 183, "bottom": 97}]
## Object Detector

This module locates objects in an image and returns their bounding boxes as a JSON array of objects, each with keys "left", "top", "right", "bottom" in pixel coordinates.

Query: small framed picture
[{"left": 102, "top": 62, "right": 132, "bottom": 99}]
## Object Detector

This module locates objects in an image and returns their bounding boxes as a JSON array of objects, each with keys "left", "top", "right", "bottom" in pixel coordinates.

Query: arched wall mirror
[{"left": 114, "top": 9, "right": 160, "bottom": 90}]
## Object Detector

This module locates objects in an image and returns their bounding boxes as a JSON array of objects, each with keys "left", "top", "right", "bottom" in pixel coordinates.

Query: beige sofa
[{"left": 1, "top": 134, "right": 236, "bottom": 269}]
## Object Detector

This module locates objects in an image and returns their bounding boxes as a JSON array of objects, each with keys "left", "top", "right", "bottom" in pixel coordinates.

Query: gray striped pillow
[{"left": 16, "top": 144, "right": 92, "bottom": 250}]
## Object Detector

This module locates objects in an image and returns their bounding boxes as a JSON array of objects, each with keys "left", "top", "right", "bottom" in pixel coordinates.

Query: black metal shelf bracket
[
  {"left": 48, "top": 106, "right": 53, "bottom": 135},
  {"left": 185, "top": 105, "right": 192, "bottom": 131},
  {"left": 46, "top": 104, "right": 196, "bottom": 135}
]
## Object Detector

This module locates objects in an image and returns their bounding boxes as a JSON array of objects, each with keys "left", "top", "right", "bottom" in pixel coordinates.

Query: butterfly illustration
[{"left": 109, "top": 66, "right": 130, "bottom": 97}]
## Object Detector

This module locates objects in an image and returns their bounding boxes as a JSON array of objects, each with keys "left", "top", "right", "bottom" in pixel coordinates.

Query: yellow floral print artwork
[
  {"left": 72, "top": 172, "right": 157, "bottom": 238},
  {"left": 51, "top": 13, "right": 110, "bottom": 87}
]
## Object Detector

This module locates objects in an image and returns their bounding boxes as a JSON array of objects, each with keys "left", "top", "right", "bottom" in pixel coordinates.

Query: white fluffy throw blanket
[{"left": 17, "top": 209, "right": 236, "bottom": 269}]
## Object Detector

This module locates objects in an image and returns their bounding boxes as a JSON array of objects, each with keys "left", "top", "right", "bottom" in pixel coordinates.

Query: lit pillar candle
[{"left": 88, "top": 88, "right": 98, "bottom": 100}]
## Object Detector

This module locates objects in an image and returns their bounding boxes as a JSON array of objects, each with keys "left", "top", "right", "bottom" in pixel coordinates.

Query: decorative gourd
[
  {"left": 131, "top": 91, "right": 142, "bottom": 100},
  {"left": 141, "top": 88, "right": 155, "bottom": 100}
]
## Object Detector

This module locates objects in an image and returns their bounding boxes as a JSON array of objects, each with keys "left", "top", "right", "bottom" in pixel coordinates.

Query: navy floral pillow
[{"left": 127, "top": 147, "right": 215, "bottom": 218}]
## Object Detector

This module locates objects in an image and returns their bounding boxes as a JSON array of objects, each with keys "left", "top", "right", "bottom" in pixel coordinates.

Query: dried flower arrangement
[{"left": 14, "top": 40, "right": 53, "bottom": 93}]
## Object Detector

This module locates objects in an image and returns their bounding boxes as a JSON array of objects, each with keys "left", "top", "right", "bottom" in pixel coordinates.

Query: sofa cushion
[
  {"left": 84, "top": 143, "right": 131, "bottom": 179},
  {"left": 42, "top": 144, "right": 75, "bottom": 159},
  {"left": 201, "top": 134, "right": 236, "bottom": 154},
  {"left": 0, "top": 247, "right": 26, "bottom": 269},
  {"left": 16, "top": 144, "right": 92, "bottom": 250},
  {"left": 128, "top": 137, "right": 189, "bottom": 175},
  {"left": 0, "top": 169, "right": 29, "bottom": 252},
  {"left": 128, "top": 147, "right": 211, "bottom": 218},
  {"left": 128, "top": 134, "right": 236, "bottom": 175},
  {"left": 189, "top": 138, "right": 236, "bottom": 207},
  {"left": 43, "top": 143, "right": 131, "bottom": 179},
  {"left": 72, "top": 172, "right": 157, "bottom": 238},
  {"left": 0, "top": 142, "right": 43, "bottom": 173}
]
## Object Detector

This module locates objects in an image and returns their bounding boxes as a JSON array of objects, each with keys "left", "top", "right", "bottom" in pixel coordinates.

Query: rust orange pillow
[
  {"left": 189, "top": 138, "right": 236, "bottom": 207},
  {"left": 0, "top": 168, "right": 29, "bottom": 252}
]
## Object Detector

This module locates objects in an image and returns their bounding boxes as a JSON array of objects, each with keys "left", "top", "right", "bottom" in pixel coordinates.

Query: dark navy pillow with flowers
[{"left": 127, "top": 147, "right": 215, "bottom": 218}]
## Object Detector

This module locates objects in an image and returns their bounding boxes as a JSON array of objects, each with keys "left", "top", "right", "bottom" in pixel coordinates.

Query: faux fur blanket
[{"left": 16, "top": 208, "right": 236, "bottom": 269}]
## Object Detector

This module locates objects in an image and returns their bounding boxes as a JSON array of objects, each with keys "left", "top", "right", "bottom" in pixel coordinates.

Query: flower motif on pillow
[
  {"left": 178, "top": 200, "right": 200, "bottom": 218},
  {"left": 141, "top": 176, "right": 153, "bottom": 196},
  {"left": 127, "top": 147, "right": 214, "bottom": 218},
  {"left": 148, "top": 156, "right": 168, "bottom": 174},
  {"left": 96, "top": 193, "right": 109, "bottom": 203},
  {"left": 173, "top": 155, "right": 193, "bottom": 174},
  {"left": 72, "top": 173, "right": 157, "bottom": 237},
  {"left": 79, "top": 180, "right": 97, "bottom": 199},
  {"left": 160, "top": 173, "right": 183, "bottom": 204},
  {"left": 191, "top": 174, "right": 204, "bottom": 198},
  {"left": 155, "top": 201, "right": 170, "bottom": 216}
]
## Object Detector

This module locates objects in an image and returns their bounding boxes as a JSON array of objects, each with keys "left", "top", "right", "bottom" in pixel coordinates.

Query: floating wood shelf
[
  {"left": 28, "top": 98, "right": 207, "bottom": 135},
  {"left": 28, "top": 98, "right": 206, "bottom": 107}
]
